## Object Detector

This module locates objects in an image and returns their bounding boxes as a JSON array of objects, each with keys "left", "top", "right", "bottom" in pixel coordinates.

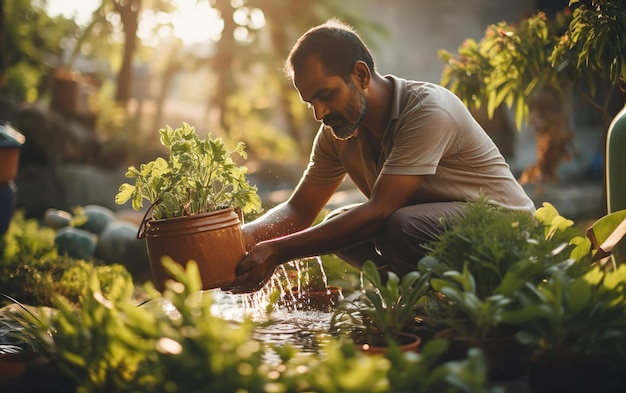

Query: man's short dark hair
[{"left": 283, "top": 18, "right": 375, "bottom": 82}]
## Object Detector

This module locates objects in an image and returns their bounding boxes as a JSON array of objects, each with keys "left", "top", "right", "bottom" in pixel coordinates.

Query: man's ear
[{"left": 352, "top": 61, "right": 370, "bottom": 88}]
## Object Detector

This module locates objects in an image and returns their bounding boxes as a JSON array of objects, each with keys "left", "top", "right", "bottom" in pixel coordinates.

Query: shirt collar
[{"left": 384, "top": 74, "right": 407, "bottom": 124}]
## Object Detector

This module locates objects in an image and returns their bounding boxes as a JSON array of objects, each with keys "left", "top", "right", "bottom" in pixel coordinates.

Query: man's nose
[{"left": 312, "top": 104, "right": 329, "bottom": 122}]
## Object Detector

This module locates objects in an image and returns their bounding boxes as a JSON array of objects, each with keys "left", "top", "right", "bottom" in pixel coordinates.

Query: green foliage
[
  {"left": 0, "top": 211, "right": 132, "bottom": 307},
  {"left": 1, "top": 211, "right": 62, "bottom": 305},
  {"left": 271, "top": 340, "right": 392, "bottom": 393},
  {"left": 422, "top": 200, "right": 534, "bottom": 297},
  {"left": 386, "top": 339, "right": 501, "bottom": 393},
  {"left": 132, "top": 258, "right": 272, "bottom": 393},
  {"left": 3, "top": 61, "right": 42, "bottom": 102},
  {"left": 115, "top": 122, "right": 262, "bottom": 219},
  {"left": 13, "top": 264, "right": 153, "bottom": 393},
  {"left": 421, "top": 199, "right": 589, "bottom": 300},
  {"left": 427, "top": 264, "right": 512, "bottom": 340},
  {"left": 7, "top": 257, "right": 494, "bottom": 393},
  {"left": 439, "top": 1, "right": 626, "bottom": 129},
  {"left": 1, "top": 211, "right": 57, "bottom": 263},
  {"left": 417, "top": 200, "right": 593, "bottom": 339},
  {"left": 586, "top": 208, "right": 626, "bottom": 265},
  {"left": 331, "top": 260, "right": 431, "bottom": 347},
  {"left": 439, "top": 12, "right": 569, "bottom": 128},
  {"left": 556, "top": 0, "right": 626, "bottom": 91},
  {"left": 414, "top": 198, "right": 626, "bottom": 376},
  {"left": 2, "top": 0, "right": 79, "bottom": 101},
  {"left": 503, "top": 264, "right": 626, "bottom": 362}
]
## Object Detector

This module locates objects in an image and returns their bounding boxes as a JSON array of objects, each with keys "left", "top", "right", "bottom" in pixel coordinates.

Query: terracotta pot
[
  {"left": 358, "top": 332, "right": 421, "bottom": 355},
  {"left": 0, "top": 148, "right": 20, "bottom": 185},
  {"left": 139, "top": 207, "right": 245, "bottom": 291},
  {"left": 0, "top": 121, "right": 25, "bottom": 185},
  {"left": 286, "top": 285, "right": 343, "bottom": 312}
]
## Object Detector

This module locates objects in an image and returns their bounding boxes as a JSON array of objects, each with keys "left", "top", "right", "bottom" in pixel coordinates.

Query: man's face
[{"left": 294, "top": 55, "right": 368, "bottom": 140}]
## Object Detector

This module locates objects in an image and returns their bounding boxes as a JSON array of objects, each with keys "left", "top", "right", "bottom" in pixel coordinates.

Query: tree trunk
[
  {"left": 209, "top": 0, "right": 237, "bottom": 135},
  {"left": 113, "top": 0, "right": 141, "bottom": 106}
]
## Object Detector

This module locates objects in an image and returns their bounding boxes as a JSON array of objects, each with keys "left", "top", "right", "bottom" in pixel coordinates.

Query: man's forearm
[
  {"left": 269, "top": 202, "right": 385, "bottom": 263},
  {"left": 242, "top": 201, "right": 313, "bottom": 247}
]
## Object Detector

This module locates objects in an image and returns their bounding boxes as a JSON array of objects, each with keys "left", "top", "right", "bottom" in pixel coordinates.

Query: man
[{"left": 225, "top": 18, "right": 535, "bottom": 294}]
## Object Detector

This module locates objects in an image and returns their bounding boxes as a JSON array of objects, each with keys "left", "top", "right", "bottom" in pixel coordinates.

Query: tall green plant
[
  {"left": 440, "top": 0, "right": 626, "bottom": 129},
  {"left": 554, "top": 0, "right": 626, "bottom": 95},
  {"left": 439, "top": 1, "right": 626, "bottom": 186},
  {"left": 439, "top": 12, "right": 568, "bottom": 129}
]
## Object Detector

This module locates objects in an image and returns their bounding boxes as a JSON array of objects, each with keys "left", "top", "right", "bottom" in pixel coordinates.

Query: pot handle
[{"left": 137, "top": 199, "right": 160, "bottom": 239}]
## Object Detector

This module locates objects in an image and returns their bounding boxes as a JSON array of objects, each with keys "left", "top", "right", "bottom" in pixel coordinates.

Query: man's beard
[{"left": 324, "top": 86, "right": 368, "bottom": 140}]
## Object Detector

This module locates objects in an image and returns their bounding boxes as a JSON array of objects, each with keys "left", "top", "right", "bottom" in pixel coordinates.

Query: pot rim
[{"left": 138, "top": 206, "right": 240, "bottom": 239}]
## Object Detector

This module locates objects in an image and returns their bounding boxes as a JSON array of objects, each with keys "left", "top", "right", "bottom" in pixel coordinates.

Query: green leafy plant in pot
[
  {"left": 330, "top": 260, "right": 430, "bottom": 354},
  {"left": 115, "top": 123, "right": 262, "bottom": 291}
]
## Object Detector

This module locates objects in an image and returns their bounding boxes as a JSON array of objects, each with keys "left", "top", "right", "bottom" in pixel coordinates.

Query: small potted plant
[
  {"left": 115, "top": 123, "right": 262, "bottom": 291},
  {"left": 330, "top": 260, "right": 430, "bottom": 354}
]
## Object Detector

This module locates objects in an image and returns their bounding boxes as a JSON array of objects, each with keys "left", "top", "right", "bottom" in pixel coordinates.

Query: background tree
[
  {"left": 194, "top": 0, "right": 385, "bottom": 157},
  {"left": 0, "top": 0, "right": 77, "bottom": 102},
  {"left": 1, "top": 0, "right": 385, "bottom": 166},
  {"left": 75, "top": 0, "right": 174, "bottom": 106}
]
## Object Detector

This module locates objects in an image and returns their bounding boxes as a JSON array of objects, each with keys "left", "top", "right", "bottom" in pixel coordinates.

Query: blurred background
[{"left": 0, "top": 0, "right": 622, "bottom": 223}]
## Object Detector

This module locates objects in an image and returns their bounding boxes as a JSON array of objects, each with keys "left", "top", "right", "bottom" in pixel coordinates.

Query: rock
[
  {"left": 77, "top": 205, "right": 114, "bottom": 234},
  {"left": 43, "top": 208, "right": 73, "bottom": 229},
  {"left": 95, "top": 221, "right": 150, "bottom": 282},
  {"left": 54, "top": 227, "right": 96, "bottom": 260}
]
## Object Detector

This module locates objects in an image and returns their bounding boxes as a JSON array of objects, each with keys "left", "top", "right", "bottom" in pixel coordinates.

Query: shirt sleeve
[{"left": 302, "top": 126, "right": 347, "bottom": 185}]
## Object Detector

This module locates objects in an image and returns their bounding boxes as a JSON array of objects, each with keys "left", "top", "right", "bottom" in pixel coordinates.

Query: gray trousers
[{"left": 324, "top": 202, "right": 465, "bottom": 276}]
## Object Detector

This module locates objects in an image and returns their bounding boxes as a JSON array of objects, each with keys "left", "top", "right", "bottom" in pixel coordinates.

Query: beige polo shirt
[{"left": 302, "top": 75, "right": 536, "bottom": 214}]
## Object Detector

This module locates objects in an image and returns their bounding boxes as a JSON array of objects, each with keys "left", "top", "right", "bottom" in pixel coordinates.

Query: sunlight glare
[
  {"left": 171, "top": 0, "right": 223, "bottom": 44},
  {"left": 46, "top": 0, "right": 100, "bottom": 25},
  {"left": 47, "top": 0, "right": 224, "bottom": 45}
]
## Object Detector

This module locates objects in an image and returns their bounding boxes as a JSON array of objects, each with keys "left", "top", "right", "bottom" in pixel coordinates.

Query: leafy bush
[
  {"left": 0, "top": 211, "right": 132, "bottom": 307},
  {"left": 421, "top": 199, "right": 590, "bottom": 300}
]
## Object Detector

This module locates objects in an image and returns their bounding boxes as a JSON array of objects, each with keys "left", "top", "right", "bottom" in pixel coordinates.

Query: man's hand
[{"left": 222, "top": 241, "right": 281, "bottom": 294}]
